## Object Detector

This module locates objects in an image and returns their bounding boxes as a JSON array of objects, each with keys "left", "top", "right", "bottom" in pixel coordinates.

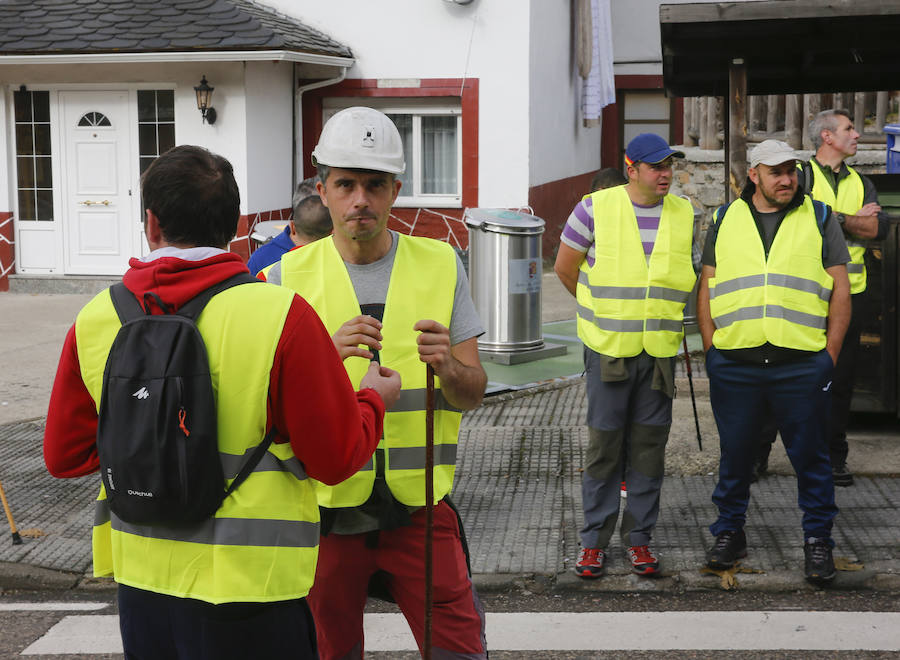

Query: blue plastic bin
[{"left": 884, "top": 123, "right": 900, "bottom": 173}]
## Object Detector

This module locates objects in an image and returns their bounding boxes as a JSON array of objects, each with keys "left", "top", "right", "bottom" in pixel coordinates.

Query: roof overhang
[
  {"left": 0, "top": 49, "right": 354, "bottom": 68},
  {"left": 661, "top": 0, "right": 900, "bottom": 97}
]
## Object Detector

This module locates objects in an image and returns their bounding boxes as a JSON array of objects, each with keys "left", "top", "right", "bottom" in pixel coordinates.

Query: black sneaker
[
  {"left": 832, "top": 463, "right": 854, "bottom": 487},
  {"left": 804, "top": 537, "right": 836, "bottom": 584},
  {"left": 750, "top": 456, "right": 769, "bottom": 483},
  {"left": 706, "top": 529, "right": 747, "bottom": 569}
]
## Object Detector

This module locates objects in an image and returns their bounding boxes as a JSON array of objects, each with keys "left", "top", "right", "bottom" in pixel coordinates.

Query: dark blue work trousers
[
  {"left": 117, "top": 584, "right": 318, "bottom": 660},
  {"left": 706, "top": 347, "right": 838, "bottom": 541}
]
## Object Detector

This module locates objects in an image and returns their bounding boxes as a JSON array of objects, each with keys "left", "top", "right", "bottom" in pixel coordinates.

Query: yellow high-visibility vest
[
  {"left": 78, "top": 282, "right": 319, "bottom": 604},
  {"left": 804, "top": 160, "right": 866, "bottom": 293},
  {"left": 575, "top": 186, "right": 696, "bottom": 358},
  {"left": 279, "top": 234, "right": 462, "bottom": 508},
  {"left": 709, "top": 196, "right": 833, "bottom": 352}
]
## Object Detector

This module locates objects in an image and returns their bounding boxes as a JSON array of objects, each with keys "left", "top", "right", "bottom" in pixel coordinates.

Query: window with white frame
[{"left": 322, "top": 98, "right": 462, "bottom": 207}]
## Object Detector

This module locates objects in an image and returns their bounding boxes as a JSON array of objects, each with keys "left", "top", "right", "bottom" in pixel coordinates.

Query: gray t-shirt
[{"left": 331, "top": 231, "right": 482, "bottom": 535}]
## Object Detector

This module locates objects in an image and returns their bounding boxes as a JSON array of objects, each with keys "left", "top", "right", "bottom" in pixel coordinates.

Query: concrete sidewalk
[{"left": 0, "top": 278, "right": 898, "bottom": 594}]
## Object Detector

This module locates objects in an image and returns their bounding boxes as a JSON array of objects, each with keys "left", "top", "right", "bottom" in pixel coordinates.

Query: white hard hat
[{"left": 312, "top": 106, "right": 406, "bottom": 174}]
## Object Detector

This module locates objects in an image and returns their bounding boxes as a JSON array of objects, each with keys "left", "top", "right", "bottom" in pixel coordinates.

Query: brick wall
[{"left": 0, "top": 212, "right": 14, "bottom": 292}]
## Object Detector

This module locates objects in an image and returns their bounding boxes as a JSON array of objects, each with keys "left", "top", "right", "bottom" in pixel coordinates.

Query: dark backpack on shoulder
[{"left": 97, "top": 273, "right": 275, "bottom": 526}]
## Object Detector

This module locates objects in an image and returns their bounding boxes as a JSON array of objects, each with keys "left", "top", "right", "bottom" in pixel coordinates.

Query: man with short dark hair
[
  {"left": 590, "top": 166, "right": 628, "bottom": 192},
  {"left": 698, "top": 139, "right": 850, "bottom": 585},
  {"left": 43, "top": 145, "right": 400, "bottom": 659},
  {"left": 247, "top": 176, "right": 333, "bottom": 275},
  {"left": 555, "top": 133, "right": 697, "bottom": 579}
]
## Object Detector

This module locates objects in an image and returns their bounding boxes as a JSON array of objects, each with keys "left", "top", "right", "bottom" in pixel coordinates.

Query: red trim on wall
[
  {"left": 0, "top": 212, "right": 13, "bottom": 291},
  {"left": 528, "top": 171, "right": 596, "bottom": 262},
  {"left": 301, "top": 78, "right": 479, "bottom": 208}
]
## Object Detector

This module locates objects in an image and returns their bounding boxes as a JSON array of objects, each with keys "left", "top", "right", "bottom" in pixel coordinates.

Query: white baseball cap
[{"left": 749, "top": 140, "right": 799, "bottom": 168}]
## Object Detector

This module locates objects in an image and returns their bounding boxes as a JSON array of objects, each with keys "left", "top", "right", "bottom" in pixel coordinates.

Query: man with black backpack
[
  {"left": 697, "top": 139, "right": 850, "bottom": 585},
  {"left": 44, "top": 145, "right": 400, "bottom": 659}
]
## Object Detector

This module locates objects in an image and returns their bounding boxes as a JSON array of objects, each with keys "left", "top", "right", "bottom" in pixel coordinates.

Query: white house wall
[
  {"left": 0, "top": 61, "right": 257, "bottom": 215},
  {"left": 528, "top": 0, "right": 602, "bottom": 188},
  {"left": 243, "top": 60, "right": 293, "bottom": 214},
  {"left": 263, "top": 0, "right": 533, "bottom": 207}
]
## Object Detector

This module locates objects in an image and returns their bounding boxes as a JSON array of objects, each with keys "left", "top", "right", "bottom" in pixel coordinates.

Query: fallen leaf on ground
[
  {"left": 18, "top": 528, "right": 45, "bottom": 538},
  {"left": 699, "top": 562, "right": 764, "bottom": 590},
  {"left": 834, "top": 556, "right": 864, "bottom": 571}
]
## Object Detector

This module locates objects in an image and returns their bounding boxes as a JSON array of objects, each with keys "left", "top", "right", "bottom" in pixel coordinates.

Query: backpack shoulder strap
[
  {"left": 109, "top": 282, "right": 146, "bottom": 324},
  {"left": 224, "top": 427, "right": 277, "bottom": 498},
  {"left": 177, "top": 272, "right": 260, "bottom": 320},
  {"left": 811, "top": 199, "right": 828, "bottom": 237}
]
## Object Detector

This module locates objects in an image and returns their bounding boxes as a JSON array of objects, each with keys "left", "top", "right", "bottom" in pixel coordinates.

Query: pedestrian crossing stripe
[{"left": 20, "top": 611, "right": 900, "bottom": 654}]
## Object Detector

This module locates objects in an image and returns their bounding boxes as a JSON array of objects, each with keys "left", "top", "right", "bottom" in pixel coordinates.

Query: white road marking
[
  {"left": 20, "top": 611, "right": 900, "bottom": 654},
  {"left": 0, "top": 602, "right": 108, "bottom": 612}
]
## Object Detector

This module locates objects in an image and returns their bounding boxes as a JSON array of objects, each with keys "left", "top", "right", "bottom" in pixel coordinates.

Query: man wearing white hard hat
[
  {"left": 266, "top": 107, "right": 488, "bottom": 659},
  {"left": 697, "top": 139, "right": 851, "bottom": 585}
]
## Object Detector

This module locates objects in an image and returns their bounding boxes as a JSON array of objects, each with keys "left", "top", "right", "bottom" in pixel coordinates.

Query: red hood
[{"left": 122, "top": 250, "right": 249, "bottom": 314}]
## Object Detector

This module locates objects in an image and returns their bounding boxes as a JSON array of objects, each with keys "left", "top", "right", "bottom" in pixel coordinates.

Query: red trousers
[{"left": 307, "top": 501, "right": 487, "bottom": 659}]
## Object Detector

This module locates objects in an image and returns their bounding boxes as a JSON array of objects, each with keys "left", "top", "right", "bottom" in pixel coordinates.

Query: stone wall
[{"left": 669, "top": 145, "right": 888, "bottom": 230}]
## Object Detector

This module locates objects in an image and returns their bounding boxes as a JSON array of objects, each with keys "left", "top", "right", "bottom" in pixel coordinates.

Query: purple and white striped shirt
[{"left": 560, "top": 195, "right": 663, "bottom": 267}]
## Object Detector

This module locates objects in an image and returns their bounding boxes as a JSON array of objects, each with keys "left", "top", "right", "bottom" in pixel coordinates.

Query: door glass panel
[
  {"left": 36, "top": 190, "right": 54, "bottom": 222},
  {"left": 18, "top": 189, "right": 35, "bottom": 221},
  {"left": 422, "top": 115, "right": 457, "bottom": 195},
  {"left": 14, "top": 90, "right": 53, "bottom": 223},
  {"left": 138, "top": 90, "right": 176, "bottom": 174},
  {"left": 34, "top": 124, "right": 51, "bottom": 155}
]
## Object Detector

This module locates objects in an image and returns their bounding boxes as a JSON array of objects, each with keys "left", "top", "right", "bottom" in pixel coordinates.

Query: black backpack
[{"left": 97, "top": 273, "right": 275, "bottom": 526}]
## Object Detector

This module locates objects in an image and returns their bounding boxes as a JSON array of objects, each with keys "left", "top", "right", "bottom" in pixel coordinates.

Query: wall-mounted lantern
[{"left": 194, "top": 75, "right": 217, "bottom": 125}]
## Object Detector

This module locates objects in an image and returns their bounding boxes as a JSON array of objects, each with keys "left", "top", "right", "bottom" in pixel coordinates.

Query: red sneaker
[
  {"left": 627, "top": 545, "right": 659, "bottom": 576},
  {"left": 574, "top": 547, "right": 605, "bottom": 578}
]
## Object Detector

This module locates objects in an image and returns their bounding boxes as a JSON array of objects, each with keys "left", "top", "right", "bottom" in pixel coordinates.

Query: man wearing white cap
[
  {"left": 697, "top": 139, "right": 851, "bottom": 585},
  {"left": 266, "top": 106, "right": 488, "bottom": 659}
]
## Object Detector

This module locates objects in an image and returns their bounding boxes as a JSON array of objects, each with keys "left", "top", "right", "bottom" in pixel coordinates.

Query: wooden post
[
  {"left": 684, "top": 97, "right": 696, "bottom": 147},
  {"left": 854, "top": 92, "right": 867, "bottom": 135},
  {"left": 749, "top": 94, "right": 764, "bottom": 134},
  {"left": 802, "top": 94, "right": 821, "bottom": 150},
  {"left": 726, "top": 59, "right": 747, "bottom": 202},
  {"left": 699, "top": 96, "right": 710, "bottom": 149},
  {"left": 876, "top": 91, "right": 889, "bottom": 134},
  {"left": 766, "top": 94, "right": 779, "bottom": 134},
  {"left": 785, "top": 94, "right": 803, "bottom": 148}
]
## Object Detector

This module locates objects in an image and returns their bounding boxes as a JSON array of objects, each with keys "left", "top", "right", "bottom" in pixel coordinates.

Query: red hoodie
[{"left": 44, "top": 249, "right": 384, "bottom": 486}]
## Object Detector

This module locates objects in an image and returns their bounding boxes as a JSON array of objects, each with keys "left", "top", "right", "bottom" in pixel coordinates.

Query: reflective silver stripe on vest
[
  {"left": 847, "top": 263, "right": 864, "bottom": 274},
  {"left": 766, "top": 274, "right": 832, "bottom": 302},
  {"left": 765, "top": 304, "right": 827, "bottom": 330},
  {"left": 266, "top": 261, "right": 282, "bottom": 285},
  {"left": 577, "top": 304, "right": 644, "bottom": 332},
  {"left": 645, "top": 318, "right": 683, "bottom": 333},
  {"left": 577, "top": 272, "right": 690, "bottom": 304},
  {"left": 101, "top": 506, "right": 320, "bottom": 548},
  {"left": 846, "top": 239, "right": 866, "bottom": 248},
  {"left": 709, "top": 274, "right": 766, "bottom": 300},
  {"left": 577, "top": 271, "right": 645, "bottom": 299},
  {"left": 220, "top": 449, "right": 308, "bottom": 482},
  {"left": 388, "top": 444, "right": 458, "bottom": 470},
  {"left": 713, "top": 304, "right": 826, "bottom": 330},
  {"left": 647, "top": 286, "right": 691, "bottom": 304},
  {"left": 95, "top": 499, "right": 111, "bottom": 526},
  {"left": 392, "top": 388, "right": 462, "bottom": 413}
]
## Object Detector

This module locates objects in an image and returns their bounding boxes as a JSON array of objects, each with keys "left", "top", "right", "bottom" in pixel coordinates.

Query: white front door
[{"left": 60, "top": 90, "right": 135, "bottom": 275}]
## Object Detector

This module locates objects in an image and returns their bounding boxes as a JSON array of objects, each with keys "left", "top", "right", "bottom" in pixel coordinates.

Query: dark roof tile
[{"left": 0, "top": 0, "right": 352, "bottom": 58}]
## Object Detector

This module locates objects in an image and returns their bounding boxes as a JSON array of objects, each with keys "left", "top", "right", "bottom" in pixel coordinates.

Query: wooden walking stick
[
  {"left": 424, "top": 364, "right": 435, "bottom": 660},
  {"left": 0, "top": 480, "right": 22, "bottom": 545}
]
